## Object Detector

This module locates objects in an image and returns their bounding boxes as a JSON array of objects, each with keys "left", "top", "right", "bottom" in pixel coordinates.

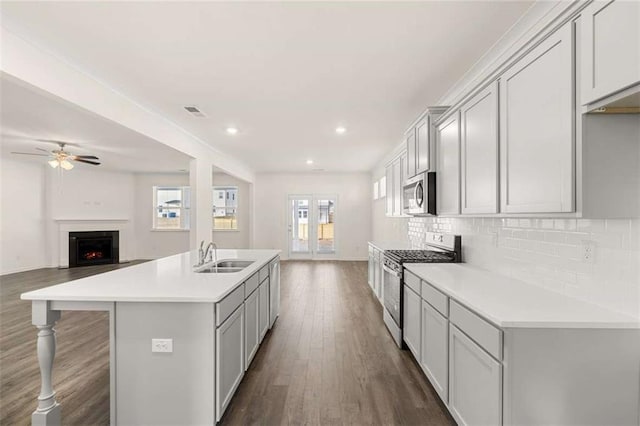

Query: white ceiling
[
  {"left": 1, "top": 1, "right": 533, "bottom": 173},
  {"left": 0, "top": 75, "right": 192, "bottom": 173}
]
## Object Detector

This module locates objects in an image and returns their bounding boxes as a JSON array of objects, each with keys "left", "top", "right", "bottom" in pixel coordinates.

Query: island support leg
[{"left": 31, "top": 300, "right": 61, "bottom": 426}]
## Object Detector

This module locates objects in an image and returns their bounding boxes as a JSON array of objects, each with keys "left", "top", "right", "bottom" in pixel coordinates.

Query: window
[
  {"left": 153, "top": 186, "right": 191, "bottom": 230},
  {"left": 213, "top": 186, "right": 238, "bottom": 230}
]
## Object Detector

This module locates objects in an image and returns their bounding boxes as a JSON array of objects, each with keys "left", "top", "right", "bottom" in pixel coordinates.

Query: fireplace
[{"left": 69, "top": 231, "right": 119, "bottom": 267}]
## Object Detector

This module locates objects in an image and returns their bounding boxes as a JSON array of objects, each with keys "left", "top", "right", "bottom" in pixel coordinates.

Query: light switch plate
[{"left": 151, "top": 338, "right": 173, "bottom": 353}]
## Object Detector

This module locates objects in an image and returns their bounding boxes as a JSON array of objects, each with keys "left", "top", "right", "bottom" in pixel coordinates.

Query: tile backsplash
[{"left": 408, "top": 217, "right": 639, "bottom": 318}]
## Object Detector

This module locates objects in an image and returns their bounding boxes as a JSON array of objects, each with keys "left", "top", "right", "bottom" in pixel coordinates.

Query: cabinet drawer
[
  {"left": 258, "top": 265, "right": 269, "bottom": 283},
  {"left": 216, "top": 284, "right": 245, "bottom": 327},
  {"left": 449, "top": 301, "right": 502, "bottom": 360},
  {"left": 244, "top": 272, "right": 260, "bottom": 298},
  {"left": 421, "top": 281, "right": 448, "bottom": 317},
  {"left": 404, "top": 270, "right": 421, "bottom": 294}
]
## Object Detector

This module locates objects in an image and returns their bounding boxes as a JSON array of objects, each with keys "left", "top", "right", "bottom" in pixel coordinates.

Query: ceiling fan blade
[
  {"left": 72, "top": 155, "right": 99, "bottom": 160},
  {"left": 35, "top": 147, "right": 51, "bottom": 153},
  {"left": 73, "top": 158, "right": 101, "bottom": 166},
  {"left": 11, "top": 152, "right": 50, "bottom": 156}
]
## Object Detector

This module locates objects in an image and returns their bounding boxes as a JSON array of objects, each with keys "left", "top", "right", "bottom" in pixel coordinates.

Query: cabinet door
[
  {"left": 416, "top": 117, "right": 431, "bottom": 173},
  {"left": 581, "top": 0, "right": 640, "bottom": 105},
  {"left": 421, "top": 300, "right": 449, "bottom": 404},
  {"left": 385, "top": 164, "right": 393, "bottom": 216},
  {"left": 392, "top": 158, "right": 402, "bottom": 216},
  {"left": 244, "top": 289, "right": 259, "bottom": 369},
  {"left": 216, "top": 306, "right": 244, "bottom": 422},
  {"left": 500, "top": 23, "right": 574, "bottom": 213},
  {"left": 436, "top": 112, "right": 461, "bottom": 215},
  {"left": 377, "top": 253, "right": 384, "bottom": 302},
  {"left": 461, "top": 82, "right": 499, "bottom": 214},
  {"left": 400, "top": 151, "right": 408, "bottom": 184},
  {"left": 259, "top": 279, "right": 270, "bottom": 341},
  {"left": 368, "top": 251, "right": 375, "bottom": 289},
  {"left": 449, "top": 325, "right": 501, "bottom": 426},
  {"left": 402, "top": 285, "right": 421, "bottom": 359},
  {"left": 406, "top": 129, "right": 417, "bottom": 177},
  {"left": 373, "top": 252, "right": 380, "bottom": 297},
  {"left": 269, "top": 260, "right": 280, "bottom": 328}
]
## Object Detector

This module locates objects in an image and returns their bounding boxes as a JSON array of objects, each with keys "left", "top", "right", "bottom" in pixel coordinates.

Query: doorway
[{"left": 288, "top": 195, "right": 336, "bottom": 258}]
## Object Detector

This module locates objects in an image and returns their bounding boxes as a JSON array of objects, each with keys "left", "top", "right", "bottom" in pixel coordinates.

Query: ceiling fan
[{"left": 11, "top": 141, "right": 101, "bottom": 170}]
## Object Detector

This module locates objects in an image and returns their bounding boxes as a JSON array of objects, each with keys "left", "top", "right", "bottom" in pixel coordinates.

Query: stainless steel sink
[
  {"left": 215, "top": 260, "right": 254, "bottom": 268},
  {"left": 197, "top": 267, "right": 244, "bottom": 274}
]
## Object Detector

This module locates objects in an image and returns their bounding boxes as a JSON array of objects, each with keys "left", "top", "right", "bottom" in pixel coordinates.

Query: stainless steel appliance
[
  {"left": 382, "top": 232, "right": 461, "bottom": 347},
  {"left": 403, "top": 172, "right": 436, "bottom": 216}
]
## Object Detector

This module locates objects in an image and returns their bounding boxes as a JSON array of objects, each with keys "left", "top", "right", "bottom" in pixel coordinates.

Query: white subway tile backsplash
[{"left": 406, "top": 216, "right": 639, "bottom": 317}]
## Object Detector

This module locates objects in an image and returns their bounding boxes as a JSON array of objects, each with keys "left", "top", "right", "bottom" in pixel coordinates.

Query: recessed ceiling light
[
  {"left": 306, "top": 159, "right": 314, "bottom": 165},
  {"left": 335, "top": 126, "right": 347, "bottom": 134},
  {"left": 226, "top": 127, "right": 238, "bottom": 135}
]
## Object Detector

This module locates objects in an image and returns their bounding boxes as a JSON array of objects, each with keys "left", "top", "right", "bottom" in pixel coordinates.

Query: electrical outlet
[
  {"left": 151, "top": 338, "right": 173, "bottom": 353},
  {"left": 581, "top": 240, "right": 596, "bottom": 263}
]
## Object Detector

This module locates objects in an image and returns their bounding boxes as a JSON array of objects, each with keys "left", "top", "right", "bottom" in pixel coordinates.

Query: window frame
[
  {"left": 152, "top": 186, "right": 191, "bottom": 231},
  {"left": 212, "top": 186, "right": 239, "bottom": 231}
]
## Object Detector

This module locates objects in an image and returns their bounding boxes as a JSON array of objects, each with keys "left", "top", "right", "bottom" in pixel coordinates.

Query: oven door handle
[{"left": 383, "top": 264, "right": 401, "bottom": 278}]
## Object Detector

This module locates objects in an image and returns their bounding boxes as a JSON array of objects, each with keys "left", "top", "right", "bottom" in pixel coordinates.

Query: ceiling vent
[{"left": 184, "top": 106, "right": 207, "bottom": 118}]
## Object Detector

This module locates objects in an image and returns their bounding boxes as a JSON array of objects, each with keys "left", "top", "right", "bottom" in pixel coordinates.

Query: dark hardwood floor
[{"left": 0, "top": 260, "right": 453, "bottom": 426}]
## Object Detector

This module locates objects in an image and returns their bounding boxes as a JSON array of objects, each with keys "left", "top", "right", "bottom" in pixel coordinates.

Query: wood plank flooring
[{"left": 0, "top": 260, "right": 453, "bottom": 426}]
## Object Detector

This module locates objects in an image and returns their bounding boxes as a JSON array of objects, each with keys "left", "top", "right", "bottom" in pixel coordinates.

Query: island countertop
[{"left": 21, "top": 249, "right": 281, "bottom": 303}]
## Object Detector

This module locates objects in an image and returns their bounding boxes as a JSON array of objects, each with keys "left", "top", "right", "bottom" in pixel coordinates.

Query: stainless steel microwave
[{"left": 403, "top": 172, "right": 436, "bottom": 215}]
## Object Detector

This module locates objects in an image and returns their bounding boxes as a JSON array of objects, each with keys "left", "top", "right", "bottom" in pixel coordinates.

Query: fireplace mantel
[{"left": 55, "top": 219, "right": 131, "bottom": 268}]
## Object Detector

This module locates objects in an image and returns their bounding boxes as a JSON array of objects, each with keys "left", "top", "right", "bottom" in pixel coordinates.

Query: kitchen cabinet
[
  {"left": 216, "top": 305, "right": 244, "bottom": 422},
  {"left": 581, "top": 0, "right": 640, "bottom": 106},
  {"left": 269, "top": 258, "right": 280, "bottom": 328},
  {"left": 244, "top": 288, "right": 259, "bottom": 369},
  {"left": 449, "top": 325, "right": 502, "bottom": 426},
  {"left": 375, "top": 250, "right": 383, "bottom": 301},
  {"left": 368, "top": 246, "right": 375, "bottom": 290},
  {"left": 406, "top": 129, "right": 417, "bottom": 177},
  {"left": 392, "top": 157, "right": 402, "bottom": 216},
  {"left": 436, "top": 112, "right": 461, "bottom": 215},
  {"left": 400, "top": 151, "right": 408, "bottom": 184},
  {"left": 402, "top": 284, "right": 421, "bottom": 359},
  {"left": 416, "top": 117, "right": 430, "bottom": 173},
  {"left": 460, "top": 81, "right": 499, "bottom": 214},
  {"left": 258, "top": 278, "right": 269, "bottom": 341},
  {"left": 500, "top": 22, "right": 574, "bottom": 213},
  {"left": 420, "top": 300, "right": 449, "bottom": 403}
]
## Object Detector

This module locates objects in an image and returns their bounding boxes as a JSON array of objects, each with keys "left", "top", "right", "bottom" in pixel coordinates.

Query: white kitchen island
[{"left": 21, "top": 249, "right": 281, "bottom": 426}]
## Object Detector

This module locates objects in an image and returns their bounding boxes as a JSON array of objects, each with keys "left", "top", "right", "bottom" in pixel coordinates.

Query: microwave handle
[{"left": 415, "top": 181, "right": 424, "bottom": 207}]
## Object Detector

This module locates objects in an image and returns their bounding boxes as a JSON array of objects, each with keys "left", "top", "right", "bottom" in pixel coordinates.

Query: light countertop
[
  {"left": 368, "top": 241, "right": 413, "bottom": 251},
  {"left": 21, "top": 249, "right": 280, "bottom": 303},
  {"left": 403, "top": 263, "right": 640, "bottom": 329}
]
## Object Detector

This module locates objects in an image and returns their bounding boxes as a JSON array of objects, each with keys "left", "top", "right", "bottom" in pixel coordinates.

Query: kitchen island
[{"left": 21, "top": 249, "right": 281, "bottom": 426}]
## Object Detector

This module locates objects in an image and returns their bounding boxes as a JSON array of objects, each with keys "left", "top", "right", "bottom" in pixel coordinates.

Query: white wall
[
  {"left": 212, "top": 172, "right": 250, "bottom": 249},
  {"left": 253, "top": 173, "right": 371, "bottom": 260},
  {"left": 0, "top": 157, "right": 48, "bottom": 274},
  {"left": 134, "top": 173, "right": 190, "bottom": 259}
]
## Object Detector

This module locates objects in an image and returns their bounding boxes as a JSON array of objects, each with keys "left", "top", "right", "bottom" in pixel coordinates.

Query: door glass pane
[
  {"left": 290, "top": 199, "right": 309, "bottom": 253},
  {"left": 316, "top": 199, "right": 335, "bottom": 253}
]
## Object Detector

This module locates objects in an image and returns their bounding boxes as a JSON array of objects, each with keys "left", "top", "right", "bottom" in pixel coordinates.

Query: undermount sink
[
  {"left": 197, "top": 267, "right": 244, "bottom": 274},
  {"left": 195, "top": 259, "right": 255, "bottom": 273}
]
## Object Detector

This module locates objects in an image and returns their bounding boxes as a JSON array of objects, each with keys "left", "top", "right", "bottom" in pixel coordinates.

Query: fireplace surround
[{"left": 69, "top": 230, "right": 119, "bottom": 267}]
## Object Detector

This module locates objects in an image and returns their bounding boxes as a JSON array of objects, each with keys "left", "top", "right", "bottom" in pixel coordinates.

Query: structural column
[
  {"left": 189, "top": 158, "right": 214, "bottom": 250},
  {"left": 31, "top": 300, "right": 61, "bottom": 426}
]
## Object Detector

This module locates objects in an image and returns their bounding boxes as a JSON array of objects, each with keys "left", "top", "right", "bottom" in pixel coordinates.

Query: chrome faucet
[{"left": 204, "top": 242, "right": 218, "bottom": 264}]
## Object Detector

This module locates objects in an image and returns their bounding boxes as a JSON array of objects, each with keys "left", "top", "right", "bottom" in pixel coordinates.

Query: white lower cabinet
[
  {"left": 402, "top": 284, "right": 421, "bottom": 358},
  {"left": 420, "top": 300, "right": 448, "bottom": 403},
  {"left": 216, "top": 305, "right": 244, "bottom": 422},
  {"left": 269, "top": 259, "right": 280, "bottom": 328},
  {"left": 258, "top": 279, "right": 270, "bottom": 341},
  {"left": 449, "top": 325, "right": 502, "bottom": 426},
  {"left": 244, "top": 289, "right": 259, "bottom": 369}
]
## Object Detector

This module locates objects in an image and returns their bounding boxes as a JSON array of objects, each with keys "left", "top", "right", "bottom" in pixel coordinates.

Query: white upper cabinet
[
  {"left": 436, "top": 112, "right": 461, "bottom": 216},
  {"left": 406, "top": 129, "right": 417, "bottom": 178},
  {"left": 500, "top": 22, "right": 574, "bottom": 213},
  {"left": 581, "top": 0, "right": 640, "bottom": 106},
  {"left": 460, "top": 81, "right": 499, "bottom": 214},
  {"left": 385, "top": 164, "right": 393, "bottom": 216},
  {"left": 392, "top": 158, "right": 402, "bottom": 216},
  {"left": 416, "top": 117, "right": 430, "bottom": 174}
]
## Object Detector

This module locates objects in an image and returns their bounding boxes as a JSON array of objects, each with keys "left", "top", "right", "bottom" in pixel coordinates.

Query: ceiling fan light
[
  {"left": 60, "top": 160, "right": 74, "bottom": 170},
  {"left": 48, "top": 159, "right": 60, "bottom": 168}
]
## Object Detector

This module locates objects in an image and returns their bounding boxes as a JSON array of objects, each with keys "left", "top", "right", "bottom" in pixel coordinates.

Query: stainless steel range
[{"left": 382, "top": 232, "right": 461, "bottom": 347}]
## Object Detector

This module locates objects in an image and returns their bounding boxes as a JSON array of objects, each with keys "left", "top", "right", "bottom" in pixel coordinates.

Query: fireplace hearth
[{"left": 69, "top": 231, "right": 119, "bottom": 267}]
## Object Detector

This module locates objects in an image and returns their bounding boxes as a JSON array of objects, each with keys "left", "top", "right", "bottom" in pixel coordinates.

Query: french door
[{"left": 288, "top": 195, "right": 336, "bottom": 258}]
